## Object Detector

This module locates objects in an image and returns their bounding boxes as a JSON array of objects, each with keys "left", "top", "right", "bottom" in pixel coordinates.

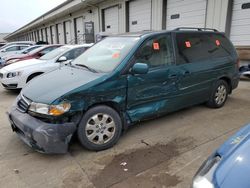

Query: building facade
[{"left": 4, "top": 0, "right": 250, "bottom": 51}]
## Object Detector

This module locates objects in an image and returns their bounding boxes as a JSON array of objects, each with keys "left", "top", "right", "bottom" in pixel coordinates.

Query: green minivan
[{"left": 8, "top": 28, "right": 239, "bottom": 153}]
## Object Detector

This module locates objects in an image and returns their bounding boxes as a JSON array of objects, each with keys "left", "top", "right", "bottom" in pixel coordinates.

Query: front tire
[
  {"left": 207, "top": 80, "right": 229, "bottom": 108},
  {"left": 77, "top": 105, "right": 122, "bottom": 151}
]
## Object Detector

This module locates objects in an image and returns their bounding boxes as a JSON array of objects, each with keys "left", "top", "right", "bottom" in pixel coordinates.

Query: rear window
[{"left": 176, "top": 33, "right": 237, "bottom": 64}]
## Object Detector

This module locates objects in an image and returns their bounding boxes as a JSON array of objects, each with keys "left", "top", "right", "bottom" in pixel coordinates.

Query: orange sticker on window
[
  {"left": 112, "top": 52, "right": 120, "bottom": 59},
  {"left": 185, "top": 41, "right": 191, "bottom": 48},
  {"left": 215, "top": 39, "right": 220, "bottom": 46},
  {"left": 153, "top": 42, "right": 160, "bottom": 50}
]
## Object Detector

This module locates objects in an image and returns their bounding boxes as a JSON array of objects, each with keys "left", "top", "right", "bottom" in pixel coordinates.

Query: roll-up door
[
  {"left": 75, "top": 17, "right": 84, "bottom": 44},
  {"left": 129, "top": 0, "right": 152, "bottom": 32},
  {"left": 166, "top": 0, "right": 207, "bottom": 30},
  {"left": 230, "top": 0, "right": 250, "bottom": 46},
  {"left": 103, "top": 6, "right": 119, "bottom": 33},
  {"left": 56, "top": 23, "right": 64, "bottom": 44},
  {"left": 51, "top": 25, "right": 56, "bottom": 44},
  {"left": 64, "top": 21, "right": 72, "bottom": 44}
]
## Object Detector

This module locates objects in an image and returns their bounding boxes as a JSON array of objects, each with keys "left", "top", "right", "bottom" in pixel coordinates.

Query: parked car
[
  {"left": 0, "top": 44, "right": 31, "bottom": 58},
  {"left": 7, "top": 28, "right": 239, "bottom": 153},
  {"left": 0, "top": 42, "right": 6, "bottom": 48},
  {"left": 192, "top": 123, "right": 250, "bottom": 188},
  {"left": 0, "top": 41, "right": 35, "bottom": 50},
  {"left": 0, "top": 44, "right": 92, "bottom": 89},
  {"left": 0, "top": 45, "right": 42, "bottom": 63},
  {"left": 3, "top": 44, "right": 62, "bottom": 66}
]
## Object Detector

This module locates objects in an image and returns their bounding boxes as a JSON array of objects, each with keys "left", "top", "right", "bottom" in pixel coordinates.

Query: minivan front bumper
[{"left": 8, "top": 106, "right": 77, "bottom": 154}]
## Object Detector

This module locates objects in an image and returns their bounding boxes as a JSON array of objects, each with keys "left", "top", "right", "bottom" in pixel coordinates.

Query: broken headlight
[{"left": 29, "top": 101, "right": 71, "bottom": 116}]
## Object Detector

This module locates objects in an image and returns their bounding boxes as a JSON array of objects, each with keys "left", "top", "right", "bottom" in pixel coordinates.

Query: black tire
[
  {"left": 206, "top": 80, "right": 229, "bottom": 108},
  {"left": 77, "top": 105, "right": 122, "bottom": 151}
]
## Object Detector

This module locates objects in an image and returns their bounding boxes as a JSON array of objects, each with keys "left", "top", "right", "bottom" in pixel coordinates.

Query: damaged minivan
[{"left": 8, "top": 28, "right": 239, "bottom": 153}]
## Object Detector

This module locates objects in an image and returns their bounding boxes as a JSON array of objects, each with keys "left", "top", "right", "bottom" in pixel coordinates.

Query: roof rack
[{"left": 174, "top": 27, "right": 218, "bottom": 32}]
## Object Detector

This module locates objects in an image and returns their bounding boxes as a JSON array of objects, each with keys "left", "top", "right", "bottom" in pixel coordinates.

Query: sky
[{"left": 0, "top": 0, "right": 67, "bottom": 33}]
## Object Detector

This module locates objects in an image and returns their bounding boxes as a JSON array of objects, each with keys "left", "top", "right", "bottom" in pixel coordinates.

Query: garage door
[
  {"left": 75, "top": 17, "right": 84, "bottom": 44},
  {"left": 64, "top": 21, "right": 72, "bottom": 44},
  {"left": 129, "top": 0, "right": 152, "bottom": 32},
  {"left": 57, "top": 23, "right": 64, "bottom": 44},
  {"left": 51, "top": 25, "right": 56, "bottom": 44},
  {"left": 166, "top": 0, "right": 207, "bottom": 30},
  {"left": 104, "top": 6, "right": 119, "bottom": 33},
  {"left": 42, "top": 28, "right": 46, "bottom": 42},
  {"left": 46, "top": 27, "right": 52, "bottom": 44},
  {"left": 230, "top": 0, "right": 250, "bottom": 46}
]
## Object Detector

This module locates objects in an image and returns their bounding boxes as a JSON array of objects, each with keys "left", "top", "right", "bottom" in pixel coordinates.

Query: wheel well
[
  {"left": 86, "top": 102, "right": 127, "bottom": 129},
  {"left": 26, "top": 72, "right": 44, "bottom": 83},
  {"left": 220, "top": 77, "right": 232, "bottom": 93}
]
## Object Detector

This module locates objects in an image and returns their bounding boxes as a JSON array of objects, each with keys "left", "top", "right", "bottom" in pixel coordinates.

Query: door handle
[
  {"left": 169, "top": 74, "right": 177, "bottom": 79},
  {"left": 182, "top": 71, "right": 190, "bottom": 76}
]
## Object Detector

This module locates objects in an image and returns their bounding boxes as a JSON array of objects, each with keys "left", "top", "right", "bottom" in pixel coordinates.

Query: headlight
[
  {"left": 192, "top": 155, "right": 221, "bottom": 188},
  {"left": 7, "top": 71, "right": 22, "bottom": 78},
  {"left": 29, "top": 101, "right": 71, "bottom": 116}
]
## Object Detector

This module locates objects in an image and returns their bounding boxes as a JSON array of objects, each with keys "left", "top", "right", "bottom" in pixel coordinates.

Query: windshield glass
[
  {"left": 27, "top": 46, "right": 46, "bottom": 55},
  {"left": 72, "top": 37, "right": 140, "bottom": 73},
  {"left": 22, "top": 46, "right": 41, "bottom": 54},
  {"left": 39, "top": 47, "right": 70, "bottom": 60}
]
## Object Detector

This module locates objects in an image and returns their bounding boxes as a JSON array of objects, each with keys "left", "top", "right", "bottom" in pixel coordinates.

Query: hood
[
  {"left": 214, "top": 124, "right": 250, "bottom": 188},
  {"left": 22, "top": 65, "right": 105, "bottom": 104},
  {"left": 3, "top": 58, "right": 45, "bottom": 71}
]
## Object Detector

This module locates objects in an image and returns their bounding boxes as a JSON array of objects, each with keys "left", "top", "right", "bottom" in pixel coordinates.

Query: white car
[
  {"left": 0, "top": 44, "right": 93, "bottom": 89},
  {"left": 0, "top": 44, "right": 31, "bottom": 58}
]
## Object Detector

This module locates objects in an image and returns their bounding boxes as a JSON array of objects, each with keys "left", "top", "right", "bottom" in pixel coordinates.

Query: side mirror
[
  {"left": 1, "top": 49, "right": 6, "bottom": 52},
  {"left": 131, "top": 63, "right": 149, "bottom": 75},
  {"left": 57, "top": 56, "right": 67, "bottom": 63}
]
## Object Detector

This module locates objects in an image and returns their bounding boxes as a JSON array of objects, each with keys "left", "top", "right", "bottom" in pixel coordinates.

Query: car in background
[
  {"left": 192, "top": 123, "right": 250, "bottom": 188},
  {"left": 0, "top": 44, "right": 92, "bottom": 89},
  {"left": 0, "top": 45, "right": 42, "bottom": 65},
  {"left": 6, "top": 29, "right": 239, "bottom": 153},
  {"left": 0, "top": 43, "right": 6, "bottom": 48},
  {"left": 3, "top": 44, "right": 62, "bottom": 66},
  {"left": 0, "top": 44, "right": 31, "bottom": 58},
  {"left": 0, "top": 41, "right": 35, "bottom": 50}
]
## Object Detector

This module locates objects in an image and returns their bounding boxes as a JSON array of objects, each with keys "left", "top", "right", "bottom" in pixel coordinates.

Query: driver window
[{"left": 135, "top": 34, "right": 174, "bottom": 69}]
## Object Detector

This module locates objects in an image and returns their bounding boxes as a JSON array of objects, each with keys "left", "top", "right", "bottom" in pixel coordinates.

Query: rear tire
[
  {"left": 206, "top": 80, "right": 229, "bottom": 108},
  {"left": 77, "top": 105, "right": 122, "bottom": 151}
]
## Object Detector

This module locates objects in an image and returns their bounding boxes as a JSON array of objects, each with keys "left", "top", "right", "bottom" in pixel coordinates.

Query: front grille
[{"left": 17, "top": 95, "right": 31, "bottom": 113}]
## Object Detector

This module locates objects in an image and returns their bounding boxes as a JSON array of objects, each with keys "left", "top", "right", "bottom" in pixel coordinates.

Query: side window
[
  {"left": 20, "top": 46, "right": 28, "bottom": 50},
  {"left": 62, "top": 48, "right": 86, "bottom": 60},
  {"left": 5, "top": 46, "right": 19, "bottom": 52},
  {"left": 207, "top": 34, "right": 237, "bottom": 59},
  {"left": 176, "top": 33, "right": 212, "bottom": 64},
  {"left": 135, "top": 34, "right": 174, "bottom": 68}
]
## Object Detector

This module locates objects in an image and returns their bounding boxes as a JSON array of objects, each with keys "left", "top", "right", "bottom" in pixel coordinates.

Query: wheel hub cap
[
  {"left": 215, "top": 85, "right": 227, "bottom": 105},
  {"left": 85, "top": 113, "right": 116, "bottom": 145}
]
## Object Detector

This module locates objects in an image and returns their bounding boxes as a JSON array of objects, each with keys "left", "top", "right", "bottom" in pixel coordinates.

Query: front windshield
[
  {"left": 22, "top": 46, "right": 41, "bottom": 54},
  {"left": 39, "top": 47, "right": 70, "bottom": 60},
  {"left": 72, "top": 37, "right": 140, "bottom": 73},
  {"left": 27, "top": 46, "right": 46, "bottom": 55}
]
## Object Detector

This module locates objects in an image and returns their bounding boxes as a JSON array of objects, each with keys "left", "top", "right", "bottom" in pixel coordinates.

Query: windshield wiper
[{"left": 74, "top": 64, "right": 98, "bottom": 73}]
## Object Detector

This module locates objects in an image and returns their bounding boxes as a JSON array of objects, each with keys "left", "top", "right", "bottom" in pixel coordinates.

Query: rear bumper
[{"left": 8, "top": 105, "right": 77, "bottom": 154}]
